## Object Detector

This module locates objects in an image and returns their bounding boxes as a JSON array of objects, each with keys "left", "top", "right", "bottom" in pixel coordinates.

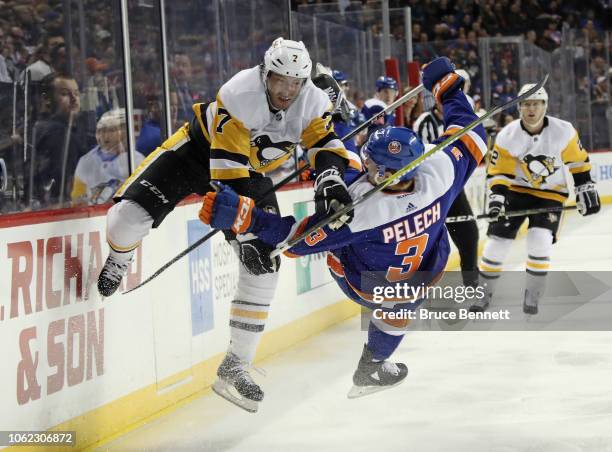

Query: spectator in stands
[
  {"left": 136, "top": 90, "right": 179, "bottom": 156},
  {"left": 22, "top": 33, "right": 65, "bottom": 82},
  {"left": 402, "top": 85, "right": 423, "bottom": 129},
  {"left": 72, "top": 108, "right": 144, "bottom": 206},
  {"left": 172, "top": 52, "right": 199, "bottom": 124},
  {"left": 30, "top": 72, "right": 95, "bottom": 209}
]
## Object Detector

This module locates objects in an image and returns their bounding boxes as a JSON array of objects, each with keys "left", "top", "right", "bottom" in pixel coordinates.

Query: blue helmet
[
  {"left": 376, "top": 75, "right": 398, "bottom": 92},
  {"left": 332, "top": 70, "right": 348, "bottom": 84},
  {"left": 349, "top": 108, "right": 366, "bottom": 129},
  {"left": 362, "top": 126, "right": 424, "bottom": 182}
]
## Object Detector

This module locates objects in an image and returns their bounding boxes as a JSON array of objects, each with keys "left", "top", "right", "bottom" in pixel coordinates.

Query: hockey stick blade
[
  {"left": 271, "top": 74, "right": 549, "bottom": 258},
  {"left": 445, "top": 204, "right": 576, "bottom": 223},
  {"left": 122, "top": 85, "right": 426, "bottom": 294}
]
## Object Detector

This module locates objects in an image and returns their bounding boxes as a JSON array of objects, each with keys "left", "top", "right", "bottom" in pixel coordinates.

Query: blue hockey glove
[
  {"left": 199, "top": 181, "right": 257, "bottom": 234},
  {"left": 421, "top": 57, "right": 464, "bottom": 103}
]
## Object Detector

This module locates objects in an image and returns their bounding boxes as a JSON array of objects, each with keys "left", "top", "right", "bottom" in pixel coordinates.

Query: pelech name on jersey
[{"left": 381, "top": 201, "right": 441, "bottom": 243}]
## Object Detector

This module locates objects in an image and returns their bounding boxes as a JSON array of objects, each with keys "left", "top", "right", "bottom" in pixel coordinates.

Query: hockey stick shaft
[
  {"left": 288, "top": 84, "right": 424, "bottom": 175},
  {"left": 123, "top": 86, "right": 426, "bottom": 294},
  {"left": 271, "top": 75, "right": 549, "bottom": 258},
  {"left": 445, "top": 204, "right": 576, "bottom": 223},
  {"left": 123, "top": 164, "right": 310, "bottom": 294},
  {"left": 344, "top": 84, "right": 424, "bottom": 142}
]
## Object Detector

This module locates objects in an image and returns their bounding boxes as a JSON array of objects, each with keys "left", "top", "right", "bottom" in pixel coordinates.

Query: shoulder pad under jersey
[
  {"left": 292, "top": 79, "right": 333, "bottom": 121},
  {"left": 546, "top": 116, "right": 576, "bottom": 144},
  {"left": 495, "top": 119, "right": 522, "bottom": 148},
  {"left": 217, "top": 66, "right": 269, "bottom": 130}
]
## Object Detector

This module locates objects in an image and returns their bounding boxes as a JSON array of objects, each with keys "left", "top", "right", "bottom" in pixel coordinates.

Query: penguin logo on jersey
[
  {"left": 250, "top": 135, "right": 296, "bottom": 169},
  {"left": 520, "top": 154, "right": 559, "bottom": 188}
]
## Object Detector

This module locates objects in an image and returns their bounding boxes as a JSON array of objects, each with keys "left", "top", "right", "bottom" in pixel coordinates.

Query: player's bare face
[
  {"left": 364, "top": 157, "right": 413, "bottom": 191},
  {"left": 96, "top": 125, "right": 124, "bottom": 155},
  {"left": 267, "top": 73, "right": 304, "bottom": 110},
  {"left": 379, "top": 88, "right": 397, "bottom": 105},
  {"left": 519, "top": 100, "right": 546, "bottom": 129},
  {"left": 53, "top": 78, "right": 80, "bottom": 115}
]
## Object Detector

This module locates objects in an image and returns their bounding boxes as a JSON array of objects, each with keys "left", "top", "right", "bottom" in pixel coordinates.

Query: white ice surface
[{"left": 100, "top": 206, "right": 612, "bottom": 452}]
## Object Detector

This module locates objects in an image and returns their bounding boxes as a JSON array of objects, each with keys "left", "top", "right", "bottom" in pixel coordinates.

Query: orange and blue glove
[
  {"left": 199, "top": 181, "right": 256, "bottom": 234},
  {"left": 421, "top": 57, "right": 464, "bottom": 104}
]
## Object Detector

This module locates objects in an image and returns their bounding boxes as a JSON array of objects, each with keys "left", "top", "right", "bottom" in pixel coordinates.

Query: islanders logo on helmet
[
  {"left": 363, "top": 126, "right": 424, "bottom": 182},
  {"left": 388, "top": 140, "right": 402, "bottom": 154}
]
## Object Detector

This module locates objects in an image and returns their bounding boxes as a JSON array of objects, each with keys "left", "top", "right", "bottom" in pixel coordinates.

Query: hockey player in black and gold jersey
[
  {"left": 470, "top": 83, "right": 600, "bottom": 315},
  {"left": 97, "top": 37, "right": 361, "bottom": 412}
]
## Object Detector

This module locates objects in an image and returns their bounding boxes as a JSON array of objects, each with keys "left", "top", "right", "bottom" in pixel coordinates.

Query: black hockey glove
[
  {"left": 232, "top": 236, "right": 280, "bottom": 276},
  {"left": 575, "top": 182, "right": 600, "bottom": 216},
  {"left": 487, "top": 193, "right": 506, "bottom": 221},
  {"left": 312, "top": 73, "right": 351, "bottom": 122},
  {"left": 314, "top": 167, "right": 353, "bottom": 230}
]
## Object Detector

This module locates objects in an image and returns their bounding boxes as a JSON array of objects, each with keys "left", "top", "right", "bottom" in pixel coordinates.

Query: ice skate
[
  {"left": 468, "top": 292, "right": 491, "bottom": 313},
  {"left": 97, "top": 249, "right": 134, "bottom": 297},
  {"left": 213, "top": 352, "right": 263, "bottom": 413},
  {"left": 347, "top": 344, "right": 408, "bottom": 399},
  {"left": 523, "top": 288, "right": 539, "bottom": 315}
]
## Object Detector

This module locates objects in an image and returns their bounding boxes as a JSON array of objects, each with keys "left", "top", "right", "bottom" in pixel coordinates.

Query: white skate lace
[
  {"left": 102, "top": 256, "right": 131, "bottom": 283},
  {"left": 227, "top": 353, "right": 266, "bottom": 381},
  {"left": 381, "top": 361, "right": 400, "bottom": 376},
  {"left": 235, "top": 364, "right": 266, "bottom": 381}
]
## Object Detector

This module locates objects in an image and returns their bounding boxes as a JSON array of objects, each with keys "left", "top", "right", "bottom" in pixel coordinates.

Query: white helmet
[
  {"left": 97, "top": 108, "right": 126, "bottom": 130},
  {"left": 455, "top": 69, "right": 471, "bottom": 93},
  {"left": 263, "top": 37, "right": 312, "bottom": 80},
  {"left": 518, "top": 83, "right": 548, "bottom": 123},
  {"left": 518, "top": 83, "right": 548, "bottom": 104}
]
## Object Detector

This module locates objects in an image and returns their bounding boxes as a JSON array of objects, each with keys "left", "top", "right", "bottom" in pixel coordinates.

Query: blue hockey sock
[{"left": 367, "top": 321, "right": 404, "bottom": 361}]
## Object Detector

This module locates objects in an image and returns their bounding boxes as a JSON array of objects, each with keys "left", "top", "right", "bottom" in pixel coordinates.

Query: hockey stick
[
  {"left": 123, "top": 85, "right": 425, "bottom": 294},
  {"left": 122, "top": 165, "right": 309, "bottom": 294},
  {"left": 445, "top": 204, "right": 576, "bottom": 223},
  {"left": 271, "top": 75, "right": 549, "bottom": 258}
]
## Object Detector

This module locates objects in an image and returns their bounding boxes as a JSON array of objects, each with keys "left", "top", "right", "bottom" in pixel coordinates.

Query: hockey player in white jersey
[
  {"left": 71, "top": 109, "right": 145, "bottom": 205},
  {"left": 200, "top": 57, "right": 487, "bottom": 398},
  {"left": 470, "top": 83, "right": 600, "bottom": 315},
  {"left": 97, "top": 37, "right": 361, "bottom": 413}
]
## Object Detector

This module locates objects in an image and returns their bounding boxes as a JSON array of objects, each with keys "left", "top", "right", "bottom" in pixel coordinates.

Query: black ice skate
[
  {"left": 468, "top": 298, "right": 489, "bottom": 312},
  {"left": 213, "top": 352, "right": 263, "bottom": 413},
  {"left": 347, "top": 344, "right": 408, "bottom": 399},
  {"left": 523, "top": 289, "right": 539, "bottom": 315},
  {"left": 97, "top": 250, "right": 134, "bottom": 297},
  {"left": 468, "top": 292, "right": 492, "bottom": 313}
]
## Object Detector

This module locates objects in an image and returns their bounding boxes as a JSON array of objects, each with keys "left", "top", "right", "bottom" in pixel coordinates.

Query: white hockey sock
[
  {"left": 227, "top": 268, "right": 278, "bottom": 364},
  {"left": 106, "top": 200, "right": 154, "bottom": 252},
  {"left": 525, "top": 227, "right": 552, "bottom": 302},
  {"left": 479, "top": 235, "right": 514, "bottom": 297}
]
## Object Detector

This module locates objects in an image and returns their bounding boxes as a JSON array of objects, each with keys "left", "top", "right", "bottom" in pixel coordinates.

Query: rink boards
[
  {"left": 0, "top": 184, "right": 357, "bottom": 450},
  {"left": 0, "top": 151, "right": 611, "bottom": 450}
]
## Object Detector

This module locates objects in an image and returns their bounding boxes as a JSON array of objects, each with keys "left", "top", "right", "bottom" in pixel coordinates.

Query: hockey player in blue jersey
[
  {"left": 362, "top": 75, "right": 399, "bottom": 134},
  {"left": 200, "top": 57, "right": 487, "bottom": 398},
  {"left": 312, "top": 70, "right": 359, "bottom": 155}
]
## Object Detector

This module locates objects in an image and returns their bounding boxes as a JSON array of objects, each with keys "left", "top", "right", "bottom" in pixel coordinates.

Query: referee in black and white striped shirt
[
  {"left": 413, "top": 106, "right": 444, "bottom": 144},
  {"left": 414, "top": 92, "right": 480, "bottom": 288}
]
